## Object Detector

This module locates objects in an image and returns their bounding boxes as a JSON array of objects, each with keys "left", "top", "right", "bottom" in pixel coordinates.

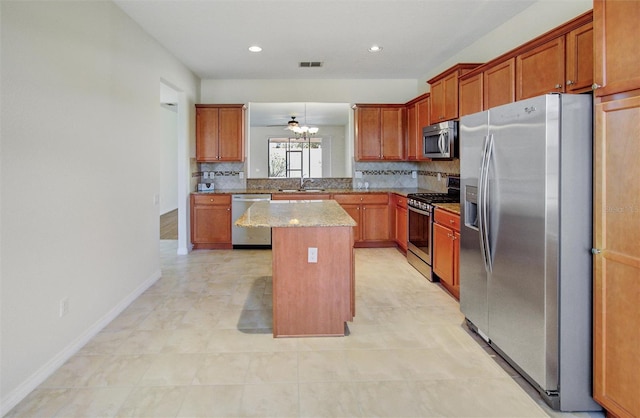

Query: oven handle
[{"left": 408, "top": 205, "right": 432, "bottom": 217}]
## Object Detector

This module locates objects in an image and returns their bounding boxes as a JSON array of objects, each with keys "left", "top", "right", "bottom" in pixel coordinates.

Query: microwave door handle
[{"left": 438, "top": 133, "right": 445, "bottom": 154}]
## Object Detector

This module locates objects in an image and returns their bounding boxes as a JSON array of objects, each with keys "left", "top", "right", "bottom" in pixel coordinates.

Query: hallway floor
[{"left": 7, "top": 242, "right": 601, "bottom": 417}]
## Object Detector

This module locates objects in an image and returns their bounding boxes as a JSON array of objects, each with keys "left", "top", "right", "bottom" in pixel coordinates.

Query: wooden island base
[{"left": 272, "top": 226, "right": 354, "bottom": 337}]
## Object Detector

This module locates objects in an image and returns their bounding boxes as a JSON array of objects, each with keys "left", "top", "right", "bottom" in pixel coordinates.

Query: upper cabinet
[
  {"left": 354, "top": 104, "right": 405, "bottom": 161},
  {"left": 406, "top": 94, "right": 430, "bottom": 161},
  {"left": 428, "top": 64, "right": 481, "bottom": 123},
  {"left": 593, "top": 0, "right": 640, "bottom": 96},
  {"left": 516, "top": 37, "right": 566, "bottom": 100},
  {"left": 196, "top": 104, "right": 245, "bottom": 162},
  {"left": 565, "top": 22, "right": 594, "bottom": 93},
  {"left": 458, "top": 11, "right": 593, "bottom": 117}
]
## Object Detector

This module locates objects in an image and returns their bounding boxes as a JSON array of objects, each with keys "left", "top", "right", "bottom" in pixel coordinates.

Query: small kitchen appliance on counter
[{"left": 406, "top": 177, "right": 460, "bottom": 281}]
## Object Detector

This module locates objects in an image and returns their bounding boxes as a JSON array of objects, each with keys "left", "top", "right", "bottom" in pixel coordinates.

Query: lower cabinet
[
  {"left": 392, "top": 194, "right": 408, "bottom": 252},
  {"left": 333, "top": 193, "right": 391, "bottom": 246},
  {"left": 432, "top": 208, "right": 460, "bottom": 299},
  {"left": 190, "top": 194, "right": 232, "bottom": 249}
]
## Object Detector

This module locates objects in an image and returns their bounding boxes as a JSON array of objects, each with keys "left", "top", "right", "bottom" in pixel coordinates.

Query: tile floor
[{"left": 7, "top": 242, "right": 603, "bottom": 417}]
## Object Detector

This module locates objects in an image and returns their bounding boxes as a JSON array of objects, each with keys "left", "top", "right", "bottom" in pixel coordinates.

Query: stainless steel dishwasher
[{"left": 231, "top": 194, "right": 271, "bottom": 248}]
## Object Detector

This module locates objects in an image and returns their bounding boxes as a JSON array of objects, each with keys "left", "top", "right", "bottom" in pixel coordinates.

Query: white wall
[
  {"left": 201, "top": 79, "right": 421, "bottom": 104},
  {"left": 0, "top": 1, "right": 199, "bottom": 413},
  {"left": 418, "top": 0, "right": 593, "bottom": 88},
  {"left": 159, "top": 105, "right": 178, "bottom": 215}
]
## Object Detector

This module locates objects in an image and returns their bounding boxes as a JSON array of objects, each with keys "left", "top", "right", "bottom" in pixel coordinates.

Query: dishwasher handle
[{"left": 232, "top": 195, "right": 271, "bottom": 202}]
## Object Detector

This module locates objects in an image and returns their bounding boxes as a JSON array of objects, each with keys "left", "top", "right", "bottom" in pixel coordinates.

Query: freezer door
[
  {"left": 459, "top": 110, "right": 489, "bottom": 334},
  {"left": 486, "top": 95, "right": 559, "bottom": 392}
]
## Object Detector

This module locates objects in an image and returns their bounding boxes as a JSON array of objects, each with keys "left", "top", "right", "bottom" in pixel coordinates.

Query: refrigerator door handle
[{"left": 479, "top": 134, "right": 494, "bottom": 273}]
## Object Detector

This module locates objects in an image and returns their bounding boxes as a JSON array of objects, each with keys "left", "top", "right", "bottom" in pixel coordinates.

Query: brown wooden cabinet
[
  {"left": 196, "top": 104, "right": 245, "bottom": 162},
  {"left": 406, "top": 94, "right": 430, "bottom": 161},
  {"left": 459, "top": 73, "right": 483, "bottom": 118},
  {"left": 392, "top": 194, "right": 408, "bottom": 252},
  {"left": 594, "top": 0, "right": 640, "bottom": 97},
  {"left": 592, "top": 4, "right": 640, "bottom": 416},
  {"left": 428, "top": 64, "right": 481, "bottom": 123},
  {"left": 333, "top": 193, "right": 391, "bottom": 246},
  {"left": 516, "top": 37, "right": 566, "bottom": 101},
  {"left": 190, "top": 194, "right": 232, "bottom": 249},
  {"left": 354, "top": 105, "right": 405, "bottom": 161},
  {"left": 565, "top": 22, "right": 594, "bottom": 93},
  {"left": 432, "top": 208, "right": 460, "bottom": 299},
  {"left": 484, "top": 58, "right": 516, "bottom": 109}
]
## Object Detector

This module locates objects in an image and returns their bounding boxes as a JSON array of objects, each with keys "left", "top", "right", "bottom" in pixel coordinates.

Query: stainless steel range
[{"left": 407, "top": 177, "right": 460, "bottom": 281}]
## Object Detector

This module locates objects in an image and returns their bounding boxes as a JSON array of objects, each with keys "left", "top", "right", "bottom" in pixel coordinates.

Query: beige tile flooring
[{"left": 7, "top": 242, "right": 602, "bottom": 417}]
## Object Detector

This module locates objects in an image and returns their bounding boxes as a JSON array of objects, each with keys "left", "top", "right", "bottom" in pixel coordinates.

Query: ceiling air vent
[{"left": 299, "top": 61, "right": 323, "bottom": 68}]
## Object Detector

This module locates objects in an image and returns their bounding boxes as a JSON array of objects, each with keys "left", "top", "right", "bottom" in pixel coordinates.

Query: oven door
[{"left": 407, "top": 205, "right": 432, "bottom": 265}]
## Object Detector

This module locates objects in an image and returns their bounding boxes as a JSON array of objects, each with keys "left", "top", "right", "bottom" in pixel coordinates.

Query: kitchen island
[{"left": 235, "top": 200, "right": 356, "bottom": 337}]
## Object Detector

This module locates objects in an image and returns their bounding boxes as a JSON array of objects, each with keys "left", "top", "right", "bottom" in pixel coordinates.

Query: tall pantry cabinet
[{"left": 592, "top": 1, "right": 640, "bottom": 418}]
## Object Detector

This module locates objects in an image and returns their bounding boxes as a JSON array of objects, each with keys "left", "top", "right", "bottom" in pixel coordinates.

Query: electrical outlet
[
  {"left": 153, "top": 194, "right": 160, "bottom": 205},
  {"left": 59, "top": 297, "right": 69, "bottom": 318},
  {"left": 239, "top": 171, "right": 244, "bottom": 179},
  {"left": 412, "top": 170, "right": 417, "bottom": 179},
  {"left": 437, "top": 173, "right": 442, "bottom": 182},
  {"left": 308, "top": 247, "right": 318, "bottom": 263},
  {"left": 355, "top": 171, "right": 363, "bottom": 179},
  {"left": 203, "top": 171, "right": 209, "bottom": 179}
]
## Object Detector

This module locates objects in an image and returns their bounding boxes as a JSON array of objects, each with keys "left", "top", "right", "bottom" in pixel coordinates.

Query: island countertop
[{"left": 235, "top": 200, "right": 357, "bottom": 228}]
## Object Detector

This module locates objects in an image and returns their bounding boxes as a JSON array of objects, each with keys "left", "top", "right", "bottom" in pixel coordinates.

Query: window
[{"left": 268, "top": 137, "right": 322, "bottom": 178}]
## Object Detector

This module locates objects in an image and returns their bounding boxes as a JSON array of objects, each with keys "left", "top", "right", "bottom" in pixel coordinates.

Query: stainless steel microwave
[{"left": 423, "top": 121, "right": 458, "bottom": 159}]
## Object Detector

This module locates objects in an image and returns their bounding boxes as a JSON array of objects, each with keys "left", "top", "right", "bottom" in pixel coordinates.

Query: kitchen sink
[{"left": 278, "top": 188, "right": 326, "bottom": 192}]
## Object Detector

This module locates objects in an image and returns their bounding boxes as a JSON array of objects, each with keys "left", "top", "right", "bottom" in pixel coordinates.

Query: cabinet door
[
  {"left": 484, "top": 58, "right": 515, "bottom": 109},
  {"left": 395, "top": 204, "right": 407, "bottom": 251},
  {"left": 593, "top": 94, "right": 640, "bottom": 418},
  {"left": 516, "top": 37, "right": 565, "bottom": 101},
  {"left": 417, "top": 97, "right": 430, "bottom": 132},
  {"left": 565, "top": 22, "right": 594, "bottom": 93},
  {"left": 432, "top": 222, "right": 454, "bottom": 286},
  {"left": 406, "top": 103, "right": 418, "bottom": 160},
  {"left": 218, "top": 107, "right": 244, "bottom": 161},
  {"left": 459, "top": 73, "right": 483, "bottom": 118},
  {"left": 453, "top": 231, "right": 460, "bottom": 298},
  {"left": 340, "top": 203, "right": 361, "bottom": 242},
  {"left": 381, "top": 107, "right": 404, "bottom": 160},
  {"left": 443, "top": 72, "right": 459, "bottom": 121},
  {"left": 192, "top": 204, "right": 231, "bottom": 244},
  {"left": 356, "top": 107, "right": 382, "bottom": 160},
  {"left": 196, "top": 107, "right": 219, "bottom": 162},
  {"left": 361, "top": 204, "right": 389, "bottom": 241},
  {"left": 430, "top": 79, "right": 445, "bottom": 123},
  {"left": 594, "top": 0, "right": 640, "bottom": 96}
]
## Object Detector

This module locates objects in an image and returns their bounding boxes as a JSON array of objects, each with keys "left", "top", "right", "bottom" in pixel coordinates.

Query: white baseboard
[{"left": 0, "top": 269, "right": 161, "bottom": 416}]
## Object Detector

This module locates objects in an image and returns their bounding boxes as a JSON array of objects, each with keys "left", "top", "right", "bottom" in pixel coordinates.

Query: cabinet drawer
[
  {"left": 434, "top": 208, "right": 460, "bottom": 231},
  {"left": 333, "top": 193, "right": 389, "bottom": 205},
  {"left": 192, "top": 194, "right": 231, "bottom": 205},
  {"left": 394, "top": 194, "right": 407, "bottom": 208}
]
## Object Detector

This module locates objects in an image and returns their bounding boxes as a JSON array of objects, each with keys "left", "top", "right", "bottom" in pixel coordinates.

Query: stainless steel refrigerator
[{"left": 459, "top": 94, "right": 600, "bottom": 412}]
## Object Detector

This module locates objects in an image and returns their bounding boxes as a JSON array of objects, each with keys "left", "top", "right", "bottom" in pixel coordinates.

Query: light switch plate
[{"left": 308, "top": 247, "right": 318, "bottom": 263}]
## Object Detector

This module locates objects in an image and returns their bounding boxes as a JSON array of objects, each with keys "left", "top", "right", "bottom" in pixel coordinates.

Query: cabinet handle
[
  {"left": 554, "top": 83, "right": 562, "bottom": 89},
  {"left": 210, "top": 198, "right": 214, "bottom": 202},
  {"left": 592, "top": 83, "right": 602, "bottom": 90},
  {"left": 591, "top": 248, "right": 602, "bottom": 255},
  {"left": 449, "top": 219, "right": 455, "bottom": 224},
  {"left": 566, "top": 80, "right": 574, "bottom": 86}
]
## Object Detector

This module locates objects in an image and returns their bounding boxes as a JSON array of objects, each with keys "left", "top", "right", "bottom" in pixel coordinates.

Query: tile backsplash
[{"left": 194, "top": 159, "right": 460, "bottom": 191}]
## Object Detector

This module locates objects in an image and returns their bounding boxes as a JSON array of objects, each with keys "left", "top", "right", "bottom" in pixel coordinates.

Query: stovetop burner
[{"left": 407, "top": 176, "right": 460, "bottom": 210}]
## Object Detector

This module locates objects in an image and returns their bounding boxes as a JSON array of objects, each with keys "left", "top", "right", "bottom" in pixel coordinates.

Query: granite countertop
[
  {"left": 194, "top": 187, "right": 434, "bottom": 197},
  {"left": 434, "top": 203, "right": 461, "bottom": 215},
  {"left": 235, "top": 200, "right": 357, "bottom": 228}
]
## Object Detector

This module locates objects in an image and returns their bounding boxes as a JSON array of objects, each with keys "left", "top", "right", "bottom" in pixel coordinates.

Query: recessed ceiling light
[
  {"left": 368, "top": 45, "right": 383, "bottom": 52},
  {"left": 248, "top": 45, "right": 262, "bottom": 53}
]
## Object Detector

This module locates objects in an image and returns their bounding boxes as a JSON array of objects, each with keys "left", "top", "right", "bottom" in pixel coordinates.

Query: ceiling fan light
[{"left": 309, "top": 127, "right": 319, "bottom": 134}]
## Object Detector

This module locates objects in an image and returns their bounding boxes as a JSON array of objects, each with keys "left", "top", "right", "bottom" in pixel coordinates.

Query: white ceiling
[
  {"left": 114, "top": 0, "right": 536, "bottom": 80},
  {"left": 121, "top": 0, "right": 538, "bottom": 126}
]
